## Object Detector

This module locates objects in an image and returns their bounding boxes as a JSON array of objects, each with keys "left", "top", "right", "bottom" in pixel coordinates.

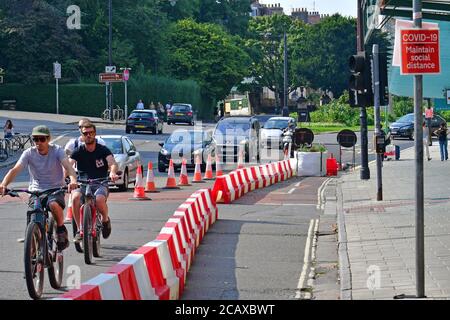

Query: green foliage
[
  {"left": 310, "top": 91, "right": 361, "bottom": 126},
  {"left": 391, "top": 96, "right": 414, "bottom": 118},
  {"left": 167, "top": 19, "right": 251, "bottom": 102},
  {"left": 298, "top": 143, "right": 327, "bottom": 152}
]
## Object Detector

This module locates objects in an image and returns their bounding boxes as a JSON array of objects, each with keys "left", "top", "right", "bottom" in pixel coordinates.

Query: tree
[{"left": 167, "top": 19, "right": 251, "bottom": 101}]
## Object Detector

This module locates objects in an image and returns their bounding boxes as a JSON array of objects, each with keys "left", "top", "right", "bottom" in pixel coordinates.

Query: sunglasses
[
  {"left": 81, "top": 131, "right": 95, "bottom": 136},
  {"left": 32, "top": 136, "right": 47, "bottom": 143}
]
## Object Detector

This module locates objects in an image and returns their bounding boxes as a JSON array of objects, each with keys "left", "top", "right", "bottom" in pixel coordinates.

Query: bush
[{"left": 310, "top": 91, "right": 360, "bottom": 126}]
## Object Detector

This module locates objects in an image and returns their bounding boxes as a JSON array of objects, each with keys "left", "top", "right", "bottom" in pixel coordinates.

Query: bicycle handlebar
[{"left": 6, "top": 186, "right": 68, "bottom": 198}]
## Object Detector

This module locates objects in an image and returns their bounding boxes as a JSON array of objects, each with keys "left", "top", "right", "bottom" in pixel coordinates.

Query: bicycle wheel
[
  {"left": 72, "top": 217, "right": 83, "bottom": 253},
  {"left": 0, "top": 145, "right": 8, "bottom": 162},
  {"left": 47, "top": 217, "right": 64, "bottom": 289},
  {"left": 24, "top": 222, "right": 45, "bottom": 300},
  {"left": 83, "top": 205, "right": 94, "bottom": 264},
  {"left": 93, "top": 215, "right": 101, "bottom": 258}
]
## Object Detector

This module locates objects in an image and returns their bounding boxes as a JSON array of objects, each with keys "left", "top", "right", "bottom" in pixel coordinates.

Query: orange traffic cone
[
  {"left": 215, "top": 153, "right": 223, "bottom": 176},
  {"left": 203, "top": 154, "right": 214, "bottom": 180},
  {"left": 64, "top": 193, "right": 73, "bottom": 224},
  {"left": 192, "top": 154, "right": 205, "bottom": 183},
  {"left": 129, "top": 164, "right": 151, "bottom": 200},
  {"left": 163, "top": 159, "right": 180, "bottom": 189},
  {"left": 179, "top": 158, "right": 191, "bottom": 186},
  {"left": 237, "top": 147, "right": 244, "bottom": 169},
  {"left": 145, "top": 161, "right": 160, "bottom": 193}
]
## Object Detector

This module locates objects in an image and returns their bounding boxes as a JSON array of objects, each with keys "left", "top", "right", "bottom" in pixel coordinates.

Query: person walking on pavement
[
  {"left": 3, "top": 119, "right": 14, "bottom": 139},
  {"left": 434, "top": 122, "right": 448, "bottom": 161},
  {"left": 136, "top": 99, "right": 144, "bottom": 110},
  {"left": 425, "top": 105, "right": 434, "bottom": 146},
  {"left": 423, "top": 121, "right": 432, "bottom": 161}
]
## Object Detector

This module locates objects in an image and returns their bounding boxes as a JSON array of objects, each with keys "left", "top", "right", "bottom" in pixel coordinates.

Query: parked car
[
  {"left": 260, "top": 116, "right": 297, "bottom": 149},
  {"left": 158, "top": 129, "right": 215, "bottom": 172},
  {"left": 125, "top": 109, "right": 163, "bottom": 134},
  {"left": 213, "top": 116, "right": 261, "bottom": 163},
  {"left": 389, "top": 113, "right": 446, "bottom": 140},
  {"left": 167, "top": 104, "right": 194, "bottom": 125},
  {"left": 254, "top": 114, "right": 278, "bottom": 128},
  {"left": 98, "top": 135, "right": 141, "bottom": 191}
]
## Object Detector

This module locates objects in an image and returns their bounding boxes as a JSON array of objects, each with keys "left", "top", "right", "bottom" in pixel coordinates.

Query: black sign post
[{"left": 337, "top": 129, "right": 358, "bottom": 170}]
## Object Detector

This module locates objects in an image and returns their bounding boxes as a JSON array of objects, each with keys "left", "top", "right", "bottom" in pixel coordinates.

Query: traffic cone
[
  {"left": 129, "top": 164, "right": 151, "bottom": 200},
  {"left": 203, "top": 154, "right": 214, "bottom": 180},
  {"left": 179, "top": 158, "right": 191, "bottom": 186},
  {"left": 215, "top": 153, "right": 223, "bottom": 177},
  {"left": 163, "top": 159, "right": 180, "bottom": 189},
  {"left": 237, "top": 147, "right": 244, "bottom": 169},
  {"left": 145, "top": 161, "right": 160, "bottom": 193},
  {"left": 64, "top": 193, "right": 73, "bottom": 224},
  {"left": 192, "top": 154, "right": 205, "bottom": 183}
]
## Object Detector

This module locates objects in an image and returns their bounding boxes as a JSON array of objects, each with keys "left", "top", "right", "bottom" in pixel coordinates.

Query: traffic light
[
  {"left": 348, "top": 51, "right": 373, "bottom": 107},
  {"left": 378, "top": 52, "right": 388, "bottom": 106}
]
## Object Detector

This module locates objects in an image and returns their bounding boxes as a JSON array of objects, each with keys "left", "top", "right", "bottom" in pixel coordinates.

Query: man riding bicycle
[
  {"left": 64, "top": 118, "right": 106, "bottom": 157},
  {"left": 70, "top": 121, "right": 119, "bottom": 243},
  {"left": 0, "top": 125, "right": 78, "bottom": 250}
]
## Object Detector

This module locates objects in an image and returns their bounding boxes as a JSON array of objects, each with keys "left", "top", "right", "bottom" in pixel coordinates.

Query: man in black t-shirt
[{"left": 70, "top": 122, "right": 119, "bottom": 242}]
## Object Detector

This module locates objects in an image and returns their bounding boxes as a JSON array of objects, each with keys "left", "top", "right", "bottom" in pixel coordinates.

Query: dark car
[
  {"left": 389, "top": 113, "right": 446, "bottom": 140},
  {"left": 213, "top": 116, "right": 261, "bottom": 163},
  {"left": 126, "top": 110, "right": 163, "bottom": 134},
  {"left": 167, "top": 103, "right": 194, "bottom": 125},
  {"left": 158, "top": 129, "right": 215, "bottom": 172}
]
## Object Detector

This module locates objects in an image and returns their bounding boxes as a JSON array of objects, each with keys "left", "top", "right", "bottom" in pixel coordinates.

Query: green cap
[{"left": 31, "top": 125, "right": 50, "bottom": 136}]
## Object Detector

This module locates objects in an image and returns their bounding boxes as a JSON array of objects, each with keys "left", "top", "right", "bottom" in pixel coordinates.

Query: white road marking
[
  {"left": 51, "top": 132, "right": 72, "bottom": 144},
  {"left": 295, "top": 181, "right": 301, "bottom": 187},
  {"left": 288, "top": 188, "right": 296, "bottom": 194},
  {"left": 316, "top": 178, "right": 331, "bottom": 210},
  {"left": 295, "top": 219, "right": 317, "bottom": 299},
  {"left": 259, "top": 203, "right": 316, "bottom": 206}
]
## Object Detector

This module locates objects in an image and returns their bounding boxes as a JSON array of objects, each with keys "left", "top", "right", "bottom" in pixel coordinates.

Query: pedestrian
[
  {"left": 434, "top": 122, "right": 448, "bottom": 161},
  {"left": 3, "top": 119, "right": 14, "bottom": 139},
  {"left": 136, "top": 99, "right": 144, "bottom": 110},
  {"left": 425, "top": 105, "right": 434, "bottom": 146},
  {"left": 149, "top": 101, "right": 155, "bottom": 110},
  {"left": 423, "top": 121, "right": 431, "bottom": 161}
]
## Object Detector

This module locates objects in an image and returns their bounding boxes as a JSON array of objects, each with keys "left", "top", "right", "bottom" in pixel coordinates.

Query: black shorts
[{"left": 28, "top": 191, "right": 66, "bottom": 211}]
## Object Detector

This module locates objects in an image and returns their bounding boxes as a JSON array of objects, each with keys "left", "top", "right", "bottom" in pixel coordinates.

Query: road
[{"left": 0, "top": 113, "right": 413, "bottom": 300}]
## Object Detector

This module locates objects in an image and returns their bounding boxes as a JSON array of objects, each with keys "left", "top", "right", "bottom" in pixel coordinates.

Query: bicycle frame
[{"left": 79, "top": 183, "right": 98, "bottom": 239}]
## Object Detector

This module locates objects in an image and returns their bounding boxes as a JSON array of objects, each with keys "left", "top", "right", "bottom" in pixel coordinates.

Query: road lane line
[
  {"left": 295, "top": 181, "right": 301, "bottom": 187},
  {"left": 288, "top": 188, "right": 296, "bottom": 194},
  {"left": 295, "top": 219, "right": 316, "bottom": 299},
  {"left": 316, "top": 178, "right": 331, "bottom": 210}
]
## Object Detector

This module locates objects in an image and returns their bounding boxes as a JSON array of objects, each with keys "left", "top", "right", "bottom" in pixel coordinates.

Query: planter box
[{"left": 294, "top": 151, "right": 328, "bottom": 177}]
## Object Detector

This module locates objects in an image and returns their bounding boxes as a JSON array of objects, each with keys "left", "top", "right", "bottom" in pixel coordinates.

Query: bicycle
[
  {"left": 72, "top": 176, "right": 117, "bottom": 264},
  {"left": 0, "top": 139, "right": 9, "bottom": 162},
  {"left": 101, "top": 109, "right": 111, "bottom": 121},
  {"left": 6, "top": 186, "right": 68, "bottom": 300}
]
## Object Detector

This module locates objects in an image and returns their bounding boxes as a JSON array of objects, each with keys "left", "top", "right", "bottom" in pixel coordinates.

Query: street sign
[
  {"left": 99, "top": 73, "right": 123, "bottom": 83},
  {"left": 105, "top": 66, "right": 116, "bottom": 73},
  {"left": 337, "top": 129, "right": 357, "bottom": 148},
  {"left": 294, "top": 128, "right": 314, "bottom": 147},
  {"left": 123, "top": 69, "right": 129, "bottom": 81},
  {"left": 53, "top": 62, "right": 61, "bottom": 79},
  {"left": 400, "top": 28, "right": 440, "bottom": 75}
]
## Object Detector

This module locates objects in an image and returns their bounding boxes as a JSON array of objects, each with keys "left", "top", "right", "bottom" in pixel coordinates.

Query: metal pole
[
  {"left": 284, "top": 31, "right": 288, "bottom": 111},
  {"left": 373, "top": 44, "right": 382, "bottom": 201},
  {"left": 56, "top": 78, "right": 59, "bottom": 115},
  {"left": 108, "top": 0, "right": 113, "bottom": 121},
  {"left": 124, "top": 80, "right": 128, "bottom": 120},
  {"left": 357, "top": 0, "right": 370, "bottom": 180},
  {"left": 413, "top": 0, "right": 425, "bottom": 299}
]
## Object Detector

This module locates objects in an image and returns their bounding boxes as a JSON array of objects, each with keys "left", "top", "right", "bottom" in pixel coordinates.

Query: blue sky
[{"left": 258, "top": 0, "right": 357, "bottom": 17}]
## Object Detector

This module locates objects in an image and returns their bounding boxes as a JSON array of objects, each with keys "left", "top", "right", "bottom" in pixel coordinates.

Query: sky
[{"left": 258, "top": 0, "right": 357, "bottom": 17}]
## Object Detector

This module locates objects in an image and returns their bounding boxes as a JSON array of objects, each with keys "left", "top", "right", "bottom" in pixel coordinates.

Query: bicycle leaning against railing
[
  {"left": 101, "top": 106, "right": 125, "bottom": 121},
  {"left": 5, "top": 186, "right": 68, "bottom": 300}
]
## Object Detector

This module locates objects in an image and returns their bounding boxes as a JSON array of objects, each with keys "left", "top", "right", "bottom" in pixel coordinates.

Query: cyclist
[
  {"left": 70, "top": 121, "right": 119, "bottom": 243},
  {"left": 0, "top": 125, "right": 78, "bottom": 249}
]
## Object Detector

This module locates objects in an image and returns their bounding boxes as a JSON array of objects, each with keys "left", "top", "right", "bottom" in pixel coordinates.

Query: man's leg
[
  {"left": 71, "top": 191, "right": 83, "bottom": 229},
  {"left": 424, "top": 139, "right": 431, "bottom": 160},
  {"left": 48, "top": 195, "right": 70, "bottom": 250},
  {"left": 95, "top": 187, "right": 111, "bottom": 239}
]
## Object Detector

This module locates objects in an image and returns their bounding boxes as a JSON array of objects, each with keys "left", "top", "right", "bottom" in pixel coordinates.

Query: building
[
  {"left": 251, "top": 1, "right": 329, "bottom": 24},
  {"left": 291, "top": 8, "right": 329, "bottom": 24}
]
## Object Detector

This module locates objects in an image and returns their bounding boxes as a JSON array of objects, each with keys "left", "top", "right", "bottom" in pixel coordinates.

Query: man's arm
[
  {"left": 106, "top": 154, "right": 119, "bottom": 181},
  {"left": 0, "top": 163, "right": 24, "bottom": 195},
  {"left": 61, "top": 158, "right": 78, "bottom": 191}
]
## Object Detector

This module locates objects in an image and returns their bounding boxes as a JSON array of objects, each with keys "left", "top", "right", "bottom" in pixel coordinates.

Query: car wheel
[
  {"left": 152, "top": 128, "right": 157, "bottom": 134},
  {"left": 409, "top": 132, "right": 414, "bottom": 140},
  {"left": 125, "top": 127, "right": 130, "bottom": 134},
  {"left": 190, "top": 122, "right": 194, "bottom": 126},
  {"left": 158, "top": 164, "right": 166, "bottom": 173},
  {"left": 167, "top": 121, "right": 171, "bottom": 125},
  {"left": 158, "top": 126, "right": 163, "bottom": 134},
  {"left": 118, "top": 170, "right": 128, "bottom": 192}
]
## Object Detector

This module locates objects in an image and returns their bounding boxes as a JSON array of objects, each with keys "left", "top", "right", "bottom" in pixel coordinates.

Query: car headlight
[{"left": 161, "top": 148, "right": 169, "bottom": 156}]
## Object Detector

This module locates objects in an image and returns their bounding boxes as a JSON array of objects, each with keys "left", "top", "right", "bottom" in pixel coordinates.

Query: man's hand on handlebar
[{"left": 109, "top": 171, "right": 120, "bottom": 182}]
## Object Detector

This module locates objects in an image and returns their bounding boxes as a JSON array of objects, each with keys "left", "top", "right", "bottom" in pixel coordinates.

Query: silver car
[{"left": 98, "top": 135, "right": 142, "bottom": 191}]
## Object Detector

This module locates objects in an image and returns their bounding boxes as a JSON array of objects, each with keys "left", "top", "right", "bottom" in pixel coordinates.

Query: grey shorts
[
  {"left": 28, "top": 191, "right": 66, "bottom": 211},
  {"left": 74, "top": 184, "right": 109, "bottom": 202}
]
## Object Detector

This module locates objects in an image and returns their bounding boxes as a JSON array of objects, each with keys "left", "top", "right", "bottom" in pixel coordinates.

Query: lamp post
[{"left": 120, "top": 67, "right": 131, "bottom": 120}]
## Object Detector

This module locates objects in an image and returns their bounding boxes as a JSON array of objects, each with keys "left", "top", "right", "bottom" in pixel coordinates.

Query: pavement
[{"left": 320, "top": 142, "right": 450, "bottom": 300}]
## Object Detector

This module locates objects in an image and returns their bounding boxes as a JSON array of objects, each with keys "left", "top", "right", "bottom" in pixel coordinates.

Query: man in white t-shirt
[{"left": 136, "top": 99, "right": 144, "bottom": 110}]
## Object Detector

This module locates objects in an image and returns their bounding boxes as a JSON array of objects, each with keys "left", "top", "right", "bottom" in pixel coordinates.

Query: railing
[
  {"left": 101, "top": 106, "right": 125, "bottom": 121},
  {"left": 0, "top": 134, "right": 32, "bottom": 162}
]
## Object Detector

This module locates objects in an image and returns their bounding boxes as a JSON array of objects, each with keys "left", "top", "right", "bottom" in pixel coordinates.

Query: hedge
[{"left": 0, "top": 76, "right": 216, "bottom": 120}]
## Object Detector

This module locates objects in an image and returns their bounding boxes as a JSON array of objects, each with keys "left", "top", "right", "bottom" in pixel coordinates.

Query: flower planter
[{"left": 294, "top": 151, "right": 328, "bottom": 177}]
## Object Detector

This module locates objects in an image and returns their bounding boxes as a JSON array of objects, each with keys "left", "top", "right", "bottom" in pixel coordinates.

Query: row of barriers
[
  {"left": 211, "top": 160, "right": 295, "bottom": 204},
  {"left": 56, "top": 188, "right": 218, "bottom": 300}
]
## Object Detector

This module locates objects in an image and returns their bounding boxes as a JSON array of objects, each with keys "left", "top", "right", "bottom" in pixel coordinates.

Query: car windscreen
[
  {"left": 171, "top": 105, "right": 190, "bottom": 112},
  {"left": 397, "top": 114, "right": 414, "bottom": 123},
  {"left": 264, "top": 120, "right": 288, "bottom": 130},
  {"left": 215, "top": 121, "right": 250, "bottom": 135},
  {"left": 167, "top": 131, "right": 204, "bottom": 144},
  {"left": 102, "top": 138, "right": 123, "bottom": 154},
  {"left": 130, "top": 112, "right": 154, "bottom": 118}
]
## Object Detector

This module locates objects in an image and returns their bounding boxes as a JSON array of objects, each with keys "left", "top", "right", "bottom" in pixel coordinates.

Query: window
[
  {"left": 123, "top": 138, "right": 132, "bottom": 153},
  {"left": 131, "top": 112, "right": 154, "bottom": 119}
]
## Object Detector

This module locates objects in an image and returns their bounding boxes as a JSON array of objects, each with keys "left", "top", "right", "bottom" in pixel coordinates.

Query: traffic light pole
[
  {"left": 372, "top": 45, "right": 382, "bottom": 201},
  {"left": 413, "top": 0, "right": 425, "bottom": 299},
  {"left": 357, "top": 0, "right": 370, "bottom": 180}
]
